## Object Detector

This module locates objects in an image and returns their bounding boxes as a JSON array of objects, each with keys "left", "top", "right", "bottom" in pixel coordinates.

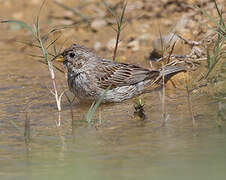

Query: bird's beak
[{"left": 55, "top": 55, "right": 65, "bottom": 63}]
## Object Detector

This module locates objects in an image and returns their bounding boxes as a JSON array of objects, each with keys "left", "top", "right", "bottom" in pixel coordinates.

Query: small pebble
[
  {"left": 31, "top": 0, "right": 40, "bottom": 4},
  {"left": 137, "top": 24, "right": 150, "bottom": 33},
  {"left": 91, "top": 19, "right": 107, "bottom": 32},
  {"left": 90, "top": 5, "right": 106, "bottom": 17},
  {"left": 93, "top": 42, "right": 102, "bottom": 51},
  {"left": 126, "top": 1, "right": 144, "bottom": 11},
  {"left": 12, "top": 12, "right": 23, "bottom": 19},
  {"left": 127, "top": 40, "right": 140, "bottom": 51},
  {"left": 137, "top": 33, "right": 151, "bottom": 45},
  {"left": 107, "top": 38, "right": 116, "bottom": 50}
]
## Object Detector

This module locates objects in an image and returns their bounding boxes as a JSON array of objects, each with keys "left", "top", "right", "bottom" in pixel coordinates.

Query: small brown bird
[{"left": 57, "top": 44, "right": 185, "bottom": 102}]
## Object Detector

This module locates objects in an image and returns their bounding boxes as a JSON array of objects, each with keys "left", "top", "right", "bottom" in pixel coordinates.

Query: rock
[
  {"left": 174, "top": 16, "right": 189, "bottom": 34},
  {"left": 126, "top": 1, "right": 144, "bottom": 11},
  {"left": 91, "top": 19, "right": 107, "bottom": 31},
  {"left": 107, "top": 38, "right": 116, "bottom": 50},
  {"left": 2, "top": 1, "right": 12, "bottom": 7},
  {"left": 163, "top": 19, "right": 173, "bottom": 26},
  {"left": 64, "top": 11, "right": 74, "bottom": 18},
  {"left": 137, "top": 33, "right": 151, "bottom": 45},
  {"left": 127, "top": 40, "right": 139, "bottom": 51},
  {"left": 12, "top": 12, "right": 23, "bottom": 19},
  {"left": 90, "top": 5, "right": 106, "bottom": 18},
  {"left": 31, "top": 0, "right": 41, "bottom": 4},
  {"left": 93, "top": 42, "right": 101, "bottom": 51},
  {"left": 137, "top": 23, "right": 150, "bottom": 33},
  {"left": 106, "top": 38, "right": 124, "bottom": 51}
]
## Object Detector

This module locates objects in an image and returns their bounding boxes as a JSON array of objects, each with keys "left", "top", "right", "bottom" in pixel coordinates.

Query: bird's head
[{"left": 57, "top": 44, "right": 93, "bottom": 71}]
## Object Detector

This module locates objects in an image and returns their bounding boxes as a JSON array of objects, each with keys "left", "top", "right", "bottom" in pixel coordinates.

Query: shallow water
[
  {"left": 0, "top": 0, "right": 226, "bottom": 180},
  {"left": 1, "top": 104, "right": 226, "bottom": 180},
  {"left": 0, "top": 50, "right": 225, "bottom": 179}
]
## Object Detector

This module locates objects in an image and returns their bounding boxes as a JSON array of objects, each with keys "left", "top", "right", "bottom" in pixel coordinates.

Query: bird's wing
[{"left": 95, "top": 59, "right": 160, "bottom": 89}]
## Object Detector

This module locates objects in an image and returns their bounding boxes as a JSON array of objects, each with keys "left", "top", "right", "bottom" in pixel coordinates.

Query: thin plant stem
[
  {"left": 103, "top": 1, "right": 127, "bottom": 61},
  {"left": 1, "top": 0, "right": 65, "bottom": 127},
  {"left": 86, "top": 85, "right": 111, "bottom": 123},
  {"left": 35, "top": 1, "right": 64, "bottom": 123},
  {"left": 161, "top": 62, "right": 167, "bottom": 124},
  {"left": 186, "top": 85, "right": 197, "bottom": 130},
  {"left": 113, "top": 30, "right": 121, "bottom": 61},
  {"left": 64, "top": 92, "right": 76, "bottom": 131},
  {"left": 56, "top": 126, "right": 67, "bottom": 160},
  {"left": 159, "top": 29, "right": 167, "bottom": 124}
]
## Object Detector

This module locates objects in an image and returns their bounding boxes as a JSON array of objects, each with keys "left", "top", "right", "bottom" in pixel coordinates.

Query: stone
[
  {"left": 137, "top": 33, "right": 151, "bottom": 45},
  {"left": 127, "top": 40, "right": 140, "bottom": 51},
  {"left": 91, "top": 19, "right": 107, "bottom": 31},
  {"left": 107, "top": 38, "right": 116, "bottom": 50},
  {"left": 93, "top": 42, "right": 102, "bottom": 51}
]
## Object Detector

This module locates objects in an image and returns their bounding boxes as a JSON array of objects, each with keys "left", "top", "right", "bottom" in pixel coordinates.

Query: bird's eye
[{"left": 69, "top": 52, "right": 75, "bottom": 58}]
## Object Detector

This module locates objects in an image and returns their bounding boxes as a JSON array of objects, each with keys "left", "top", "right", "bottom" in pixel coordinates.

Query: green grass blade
[
  {"left": 53, "top": 0, "right": 88, "bottom": 21},
  {"left": 36, "top": 0, "right": 46, "bottom": 33},
  {"left": 35, "top": 0, "right": 49, "bottom": 64},
  {"left": 53, "top": 44, "right": 57, "bottom": 56},
  {"left": 119, "top": 2, "right": 127, "bottom": 26},
  {"left": 196, "top": 20, "right": 225, "bottom": 38},
  {"left": 205, "top": 36, "right": 225, "bottom": 79},
  {"left": 195, "top": 5, "right": 226, "bottom": 34},
  {"left": 213, "top": 37, "right": 224, "bottom": 60},
  {"left": 206, "top": 48, "right": 210, "bottom": 68},
  {"left": 9, "top": 119, "right": 20, "bottom": 131},
  {"left": 217, "top": 10, "right": 225, "bottom": 36},
  {"left": 86, "top": 85, "right": 111, "bottom": 123},
  {"left": 102, "top": 1, "right": 117, "bottom": 18},
  {"left": 86, "top": 101, "right": 96, "bottom": 123},
  {"left": 195, "top": 5, "right": 219, "bottom": 27},
  {"left": 41, "top": 25, "right": 72, "bottom": 43},
  {"left": 0, "top": 20, "right": 35, "bottom": 36},
  {"left": 46, "top": 34, "right": 62, "bottom": 50},
  {"left": 213, "top": 0, "right": 223, "bottom": 22}
]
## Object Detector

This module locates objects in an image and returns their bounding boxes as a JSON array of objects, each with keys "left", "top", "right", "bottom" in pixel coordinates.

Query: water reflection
[{"left": 1, "top": 114, "right": 226, "bottom": 180}]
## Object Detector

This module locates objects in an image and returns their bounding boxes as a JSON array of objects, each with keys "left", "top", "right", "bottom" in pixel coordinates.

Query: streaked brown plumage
[{"left": 57, "top": 44, "right": 185, "bottom": 102}]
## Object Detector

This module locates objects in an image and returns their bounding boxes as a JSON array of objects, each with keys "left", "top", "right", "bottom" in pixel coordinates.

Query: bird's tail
[{"left": 160, "top": 66, "right": 186, "bottom": 83}]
